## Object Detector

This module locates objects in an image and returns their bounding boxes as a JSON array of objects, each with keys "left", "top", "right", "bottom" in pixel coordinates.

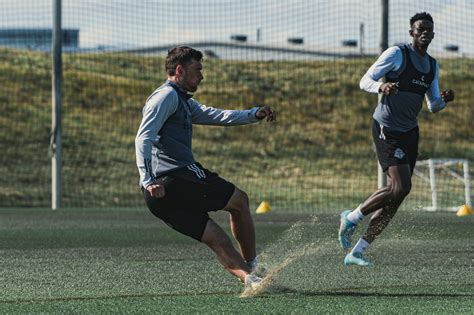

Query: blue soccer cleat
[
  {"left": 338, "top": 210, "right": 356, "bottom": 249},
  {"left": 344, "top": 252, "right": 373, "bottom": 267}
]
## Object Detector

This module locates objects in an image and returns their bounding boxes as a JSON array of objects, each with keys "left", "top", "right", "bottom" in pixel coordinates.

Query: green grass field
[{"left": 1, "top": 208, "right": 472, "bottom": 313}]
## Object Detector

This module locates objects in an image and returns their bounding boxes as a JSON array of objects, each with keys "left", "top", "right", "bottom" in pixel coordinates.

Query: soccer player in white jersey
[
  {"left": 135, "top": 46, "right": 275, "bottom": 288},
  {"left": 338, "top": 12, "right": 454, "bottom": 266}
]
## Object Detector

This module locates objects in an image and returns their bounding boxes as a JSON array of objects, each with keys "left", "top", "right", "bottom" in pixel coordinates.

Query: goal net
[{"left": 410, "top": 159, "right": 472, "bottom": 211}]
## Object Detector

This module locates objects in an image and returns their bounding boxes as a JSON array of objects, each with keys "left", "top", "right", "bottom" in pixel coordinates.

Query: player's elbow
[
  {"left": 359, "top": 72, "right": 374, "bottom": 91},
  {"left": 135, "top": 134, "right": 147, "bottom": 149},
  {"left": 134, "top": 135, "right": 141, "bottom": 147}
]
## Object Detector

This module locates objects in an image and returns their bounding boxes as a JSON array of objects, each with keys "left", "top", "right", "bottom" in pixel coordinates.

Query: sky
[{"left": 0, "top": 0, "right": 473, "bottom": 56}]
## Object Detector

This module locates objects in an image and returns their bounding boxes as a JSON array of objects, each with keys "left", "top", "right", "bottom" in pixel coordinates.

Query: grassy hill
[{"left": 0, "top": 48, "right": 472, "bottom": 210}]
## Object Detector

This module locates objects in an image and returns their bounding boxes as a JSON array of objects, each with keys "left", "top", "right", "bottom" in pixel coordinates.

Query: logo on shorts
[{"left": 394, "top": 148, "right": 405, "bottom": 160}]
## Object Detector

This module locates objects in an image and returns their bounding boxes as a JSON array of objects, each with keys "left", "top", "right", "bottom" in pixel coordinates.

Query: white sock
[
  {"left": 351, "top": 238, "right": 370, "bottom": 254},
  {"left": 347, "top": 206, "right": 365, "bottom": 225}
]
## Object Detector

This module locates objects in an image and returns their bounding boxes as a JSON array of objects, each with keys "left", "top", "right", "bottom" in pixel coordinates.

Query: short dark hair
[
  {"left": 165, "top": 46, "right": 203, "bottom": 76},
  {"left": 410, "top": 12, "right": 433, "bottom": 27}
]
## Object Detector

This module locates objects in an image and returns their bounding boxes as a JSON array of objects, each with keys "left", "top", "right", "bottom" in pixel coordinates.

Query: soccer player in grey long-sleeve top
[
  {"left": 135, "top": 46, "right": 275, "bottom": 289},
  {"left": 338, "top": 12, "right": 454, "bottom": 267}
]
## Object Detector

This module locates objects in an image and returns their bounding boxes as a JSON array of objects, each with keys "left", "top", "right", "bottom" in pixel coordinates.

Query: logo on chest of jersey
[{"left": 411, "top": 77, "right": 430, "bottom": 88}]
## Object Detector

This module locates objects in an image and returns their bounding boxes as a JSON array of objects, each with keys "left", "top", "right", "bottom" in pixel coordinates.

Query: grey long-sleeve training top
[
  {"left": 135, "top": 80, "right": 260, "bottom": 188},
  {"left": 360, "top": 44, "right": 447, "bottom": 132}
]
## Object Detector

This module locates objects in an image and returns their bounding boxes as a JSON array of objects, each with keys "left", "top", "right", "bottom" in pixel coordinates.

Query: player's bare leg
[
  {"left": 359, "top": 164, "right": 411, "bottom": 243},
  {"left": 201, "top": 219, "right": 251, "bottom": 282},
  {"left": 359, "top": 164, "right": 412, "bottom": 216},
  {"left": 225, "top": 187, "right": 257, "bottom": 262},
  {"left": 363, "top": 201, "right": 400, "bottom": 243},
  {"left": 343, "top": 164, "right": 412, "bottom": 266}
]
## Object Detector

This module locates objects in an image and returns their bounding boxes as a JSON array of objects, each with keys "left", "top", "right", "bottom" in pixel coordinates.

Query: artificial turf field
[{"left": 0, "top": 208, "right": 472, "bottom": 313}]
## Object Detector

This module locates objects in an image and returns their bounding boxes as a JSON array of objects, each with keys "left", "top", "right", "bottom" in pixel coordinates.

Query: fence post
[
  {"left": 377, "top": 0, "right": 389, "bottom": 189},
  {"left": 428, "top": 159, "right": 437, "bottom": 210},
  {"left": 463, "top": 160, "right": 472, "bottom": 208},
  {"left": 51, "top": 0, "right": 62, "bottom": 209}
]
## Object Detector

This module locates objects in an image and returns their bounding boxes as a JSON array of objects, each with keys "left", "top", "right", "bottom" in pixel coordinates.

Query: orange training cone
[
  {"left": 256, "top": 201, "right": 272, "bottom": 214},
  {"left": 456, "top": 204, "right": 473, "bottom": 217}
]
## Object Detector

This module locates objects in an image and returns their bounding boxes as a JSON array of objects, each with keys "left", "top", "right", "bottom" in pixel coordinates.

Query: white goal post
[{"left": 413, "top": 159, "right": 471, "bottom": 211}]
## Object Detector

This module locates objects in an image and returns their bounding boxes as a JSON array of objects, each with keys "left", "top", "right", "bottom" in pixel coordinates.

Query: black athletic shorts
[
  {"left": 372, "top": 119, "right": 419, "bottom": 174},
  {"left": 142, "top": 163, "right": 235, "bottom": 241}
]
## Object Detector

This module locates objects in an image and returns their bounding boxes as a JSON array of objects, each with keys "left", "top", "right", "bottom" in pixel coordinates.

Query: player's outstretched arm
[{"left": 188, "top": 99, "right": 275, "bottom": 126}]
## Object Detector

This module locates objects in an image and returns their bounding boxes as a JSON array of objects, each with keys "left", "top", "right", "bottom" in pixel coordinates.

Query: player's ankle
[
  {"left": 351, "top": 238, "right": 370, "bottom": 254},
  {"left": 245, "top": 257, "right": 258, "bottom": 270},
  {"left": 347, "top": 206, "right": 365, "bottom": 224}
]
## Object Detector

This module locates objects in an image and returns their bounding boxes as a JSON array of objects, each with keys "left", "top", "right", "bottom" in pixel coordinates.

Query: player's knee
[
  {"left": 236, "top": 188, "right": 250, "bottom": 208},
  {"left": 227, "top": 188, "right": 250, "bottom": 213},
  {"left": 390, "top": 184, "right": 411, "bottom": 201}
]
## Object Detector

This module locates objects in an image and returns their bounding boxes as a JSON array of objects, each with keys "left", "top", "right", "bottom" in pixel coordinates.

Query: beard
[{"left": 187, "top": 85, "right": 198, "bottom": 92}]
